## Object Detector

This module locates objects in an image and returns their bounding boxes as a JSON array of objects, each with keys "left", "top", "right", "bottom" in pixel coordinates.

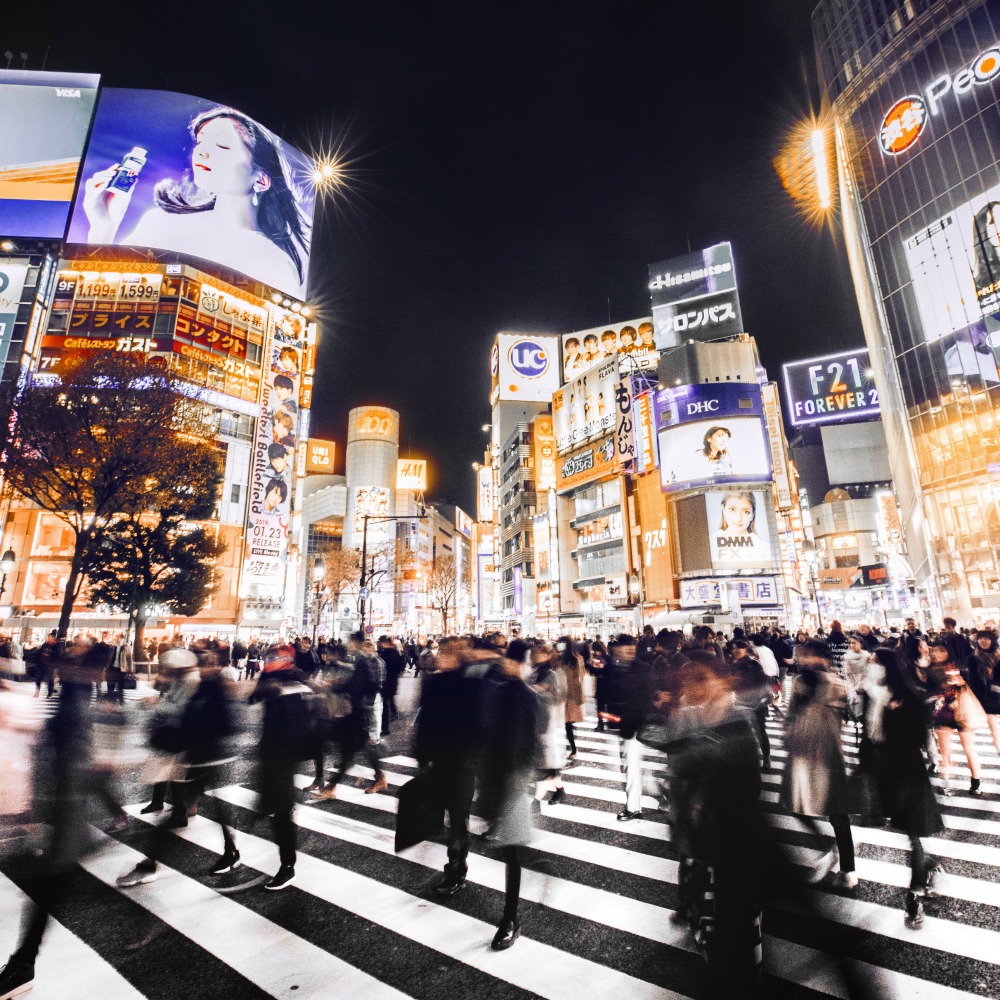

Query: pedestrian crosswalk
[{"left": 2, "top": 714, "right": 1000, "bottom": 999}]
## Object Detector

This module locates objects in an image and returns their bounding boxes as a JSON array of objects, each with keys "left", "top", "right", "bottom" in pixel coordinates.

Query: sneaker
[
  {"left": 264, "top": 865, "right": 296, "bottom": 891},
  {"left": 0, "top": 955, "right": 34, "bottom": 999},
  {"left": 549, "top": 787, "right": 566, "bottom": 805},
  {"left": 366, "top": 774, "right": 388, "bottom": 795},
  {"left": 970, "top": 778, "right": 982, "bottom": 797},
  {"left": 139, "top": 802, "right": 164, "bottom": 814},
  {"left": 209, "top": 851, "right": 241, "bottom": 876},
  {"left": 837, "top": 871, "right": 859, "bottom": 890},
  {"left": 806, "top": 851, "right": 836, "bottom": 884},
  {"left": 303, "top": 778, "right": 323, "bottom": 792},
  {"left": 116, "top": 863, "right": 158, "bottom": 888},
  {"left": 904, "top": 891, "right": 924, "bottom": 928}
]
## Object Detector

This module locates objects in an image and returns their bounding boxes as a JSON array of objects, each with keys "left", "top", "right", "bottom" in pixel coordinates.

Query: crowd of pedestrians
[{"left": 0, "top": 614, "right": 997, "bottom": 999}]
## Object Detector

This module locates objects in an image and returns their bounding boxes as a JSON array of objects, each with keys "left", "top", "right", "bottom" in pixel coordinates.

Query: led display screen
[
  {"left": 67, "top": 88, "right": 315, "bottom": 297},
  {"left": 704, "top": 489, "right": 774, "bottom": 570},
  {"left": 0, "top": 69, "right": 99, "bottom": 238}
]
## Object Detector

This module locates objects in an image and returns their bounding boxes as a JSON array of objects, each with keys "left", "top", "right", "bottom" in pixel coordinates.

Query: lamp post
[
  {"left": 628, "top": 571, "right": 643, "bottom": 633},
  {"left": 0, "top": 549, "right": 16, "bottom": 601},
  {"left": 311, "top": 555, "right": 326, "bottom": 644}
]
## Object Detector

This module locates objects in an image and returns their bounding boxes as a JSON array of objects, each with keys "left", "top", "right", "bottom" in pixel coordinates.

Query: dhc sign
[{"left": 509, "top": 339, "right": 549, "bottom": 379}]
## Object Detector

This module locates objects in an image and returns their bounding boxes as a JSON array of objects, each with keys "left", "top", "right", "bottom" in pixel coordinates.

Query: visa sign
[{"left": 495, "top": 333, "right": 559, "bottom": 401}]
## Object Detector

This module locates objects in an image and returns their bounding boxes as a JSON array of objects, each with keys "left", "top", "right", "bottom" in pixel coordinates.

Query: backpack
[{"left": 355, "top": 653, "right": 385, "bottom": 699}]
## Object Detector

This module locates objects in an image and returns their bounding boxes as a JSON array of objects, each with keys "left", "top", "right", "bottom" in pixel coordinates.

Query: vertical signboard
[
  {"left": 533, "top": 415, "right": 556, "bottom": 491},
  {"left": 477, "top": 465, "right": 494, "bottom": 522},
  {"left": 761, "top": 381, "right": 794, "bottom": 510}
]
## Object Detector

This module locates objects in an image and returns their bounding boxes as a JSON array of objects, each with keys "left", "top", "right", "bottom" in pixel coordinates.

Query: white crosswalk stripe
[{"left": 2, "top": 711, "right": 999, "bottom": 998}]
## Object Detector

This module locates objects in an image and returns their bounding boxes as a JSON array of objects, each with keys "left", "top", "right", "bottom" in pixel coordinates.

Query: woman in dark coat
[
  {"left": 967, "top": 629, "right": 1000, "bottom": 758},
  {"left": 877, "top": 648, "right": 943, "bottom": 928}
]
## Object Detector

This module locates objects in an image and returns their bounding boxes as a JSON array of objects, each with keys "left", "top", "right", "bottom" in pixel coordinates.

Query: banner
[
  {"left": 679, "top": 576, "right": 779, "bottom": 608},
  {"left": 0, "top": 262, "right": 30, "bottom": 369},
  {"left": 553, "top": 356, "right": 617, "bottom": 452},
  {"left": 560, "top": 318, "right": 657, "bottom": 383}
]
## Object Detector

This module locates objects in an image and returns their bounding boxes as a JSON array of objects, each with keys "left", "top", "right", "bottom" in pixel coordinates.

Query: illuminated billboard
[
  {"left": 654, "top": 383, "right": 770, "bottom": 493},
  {"left": 783, "top": 348, "right": 881, "bottom": 427},
  {"left": 305, "top": 439, "right": 336, "bottom": 474},
  {"left": 477, "top": 465, "right": 494, "bottom": 522},
  {"left": 560, "top": 318, "right": 656, "bottom": 383},
  {"left": 647, "top": 242, "right": 743, "bottom": 349},
  {"left": 0, "top": 70, "right": 99, "bottom": 238},
  {"left": 0, "top": 261, "right": 30, "bottom": 367},
  {"left": 705, "top": 490, "right": 773, "bottom": 570},
  {"left": 396, "top": 459, "right": 427, "bottom": 492},
  {"left": 552, "top": 356, "right": 617, "bottom": 452},
  {"left": 67, "top": 88, "right": 315, "bottom": 297},
  {"left": 533, "top": 415, "right": 556, "bottom": 491},
  {"left": 492, "top": 333, "right": 559, "bottom": 401},
  {"left": 244, "top": 303, "right": 308, "bottom": 589},
  {"left": 352, "top": 406, "right": 399, "bottom": 442}
]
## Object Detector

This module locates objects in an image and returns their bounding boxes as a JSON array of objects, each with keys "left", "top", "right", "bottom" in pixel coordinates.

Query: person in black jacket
[
  {"left": 604, "top": 634, "right": 651, "bottom": 822},
  {"left": 116, "top": 649, "right": 240, "bottom": 887},
  {"left": 728, "top": 640, "right": 773, "bottom": 769},
  {"left": 414, "top": 636, "right": 489, "bottom": 896},
  {"left": 378, "top": 635, "right": 406, "bottom": 736}
]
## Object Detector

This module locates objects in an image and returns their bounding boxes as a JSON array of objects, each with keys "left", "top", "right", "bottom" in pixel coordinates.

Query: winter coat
[
  {"left": 779, "top": 670, "right": 850, "bottom": 816},
  {"left": 879, "top": 692, "right": 943, "bottom": 837},
  {"left": 531, "top": 663, "right": 568, "bottom": 770},
  {"left": 559, "top": 653, "right": 586, "bottom": 724},
  {"left": 826, "top": 631, "right": 850, "bottom": 673}
]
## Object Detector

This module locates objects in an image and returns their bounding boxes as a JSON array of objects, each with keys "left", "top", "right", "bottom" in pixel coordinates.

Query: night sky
[{"left": 12, "top": 0, "right": 864, "bottom": 513}]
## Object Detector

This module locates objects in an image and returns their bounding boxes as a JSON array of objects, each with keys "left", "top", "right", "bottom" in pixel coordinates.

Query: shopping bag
[{"left": 395, "top": 769, "right": 444, "bottom": 852}]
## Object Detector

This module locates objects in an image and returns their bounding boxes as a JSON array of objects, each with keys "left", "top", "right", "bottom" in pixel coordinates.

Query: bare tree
[
  {"left": 427, "top": 555, "right": 459, "bottom": 636},
  {"left": 313, "top": 543, "right": 361, "bottom": 636},
  {"left": 0, "top": 352, "right": 217, "bottom": 641}
]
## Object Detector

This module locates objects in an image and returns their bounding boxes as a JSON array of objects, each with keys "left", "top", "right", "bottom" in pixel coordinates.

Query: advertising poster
[
  {"left": 494, "top": 333, "right": 559, "bottom": 401},
  {"left": 647, "top": 243, "right": 744, "bottom": 349},
  {"left": 654, "top": 383, "right": 771, "bottom": 492},
  {"left": 477, "top": 465, "right": 494, "bottom": 522},
  {"left": 244, "top": 304, "right": 305, "bottom": 587},
  {"left": 783, "top": 348, "right": 881, "bottom": 426},
  {"left": 553, "top": 356, "right": 618, "bottom": 452},
  {"left": 704, "top": 490, "right": 773, "bottom": 569},
  {"left": 560, "top": 318, "right": 657, "bottom": 383},
  {"left": 305, "top": 438, "right": 336, "bottom": 474},
  {"left": 67, "top": 88, "right": 315, "bottom": 297},
  {"left": 633, "top": 390, "right": 659, "bottom": 474},
  {"left": 0, "top": 69, "right": 100, "bottom": 238},
  {"left": 533, "top": 416, "right": 557, "bottom": 491},
  {"left": 902, "top": 180, "right": 1000, "bottom": 403},
  {"left": 0, "top": 262, "right": 30, "bottom": 368},
  {"left": 557, "top": 435, "right": 618, "bottom": 492}
]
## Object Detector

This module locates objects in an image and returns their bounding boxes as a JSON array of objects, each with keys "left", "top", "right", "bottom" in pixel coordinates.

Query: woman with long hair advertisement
[
  {"left": 972, "top": 200, "right": 1000, "bottom": 316},
  {"left": 711, "top": 491, "right": 770, "bottom": 565},
  {"left": 80, "top": 102, "right": 311, "bottom": 297},
  {"left": 699, "top": 424, "right": 733, "bottom": 477}
]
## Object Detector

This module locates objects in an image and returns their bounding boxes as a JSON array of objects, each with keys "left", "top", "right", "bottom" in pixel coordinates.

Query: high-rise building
[{"left": 814, "top": 0, "right": 1000, "bottom": 618}]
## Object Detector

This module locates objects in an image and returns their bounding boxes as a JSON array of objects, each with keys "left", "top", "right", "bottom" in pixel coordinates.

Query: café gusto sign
[{"left": 879, "top": 43, "right": 1000, "bottom": 155}]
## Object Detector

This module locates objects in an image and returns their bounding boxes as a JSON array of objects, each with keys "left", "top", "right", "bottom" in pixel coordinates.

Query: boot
[
  {"left": 970, "top": 777, "right": 982, "bottom": 797},
  {"left": 904, "top": 891, "right": 924, "bottom": 928}
]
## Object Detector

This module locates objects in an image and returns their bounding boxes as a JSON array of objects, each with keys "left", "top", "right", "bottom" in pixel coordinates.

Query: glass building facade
[{"left": 815, "top": 0, "right": 1000, "bottom": 617}]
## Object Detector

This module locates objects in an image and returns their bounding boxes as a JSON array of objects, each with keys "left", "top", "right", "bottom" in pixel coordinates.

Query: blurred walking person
[
  {"left": 529, "top": 642, "right": 568, "bottom": 808},
  {"left": 556, "top": 636, "right": 585, "bottom": 759},
  {"left": 779, "top": 639, "right": 857, "bottom": 889},
  {"left": 967, "top": 628, "right": 1000, "bottom": 757}
]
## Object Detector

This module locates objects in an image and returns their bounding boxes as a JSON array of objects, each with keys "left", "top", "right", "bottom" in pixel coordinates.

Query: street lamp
[
  {"left": 628, "top": 571, "right": 643, "bottom": 632},
  {"left": 0, "top": 549, "right": 16, "bottom": 599},
  {"left": 802, "top": 542, "right": 824, "bottom": 632},
  {"left": 311, "top": 555, "right": 326, "bottom": 644}
]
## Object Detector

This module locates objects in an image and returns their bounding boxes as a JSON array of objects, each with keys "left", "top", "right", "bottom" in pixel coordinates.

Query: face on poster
[
  {"left": 705, "top": 490, "right": 773, "bottom": 569},
  {"left": 0, "top": 70, "right": 100, "bottom": 238},
  {"left": 560, "top": 318, "right": 657, "bottom": 382},
  {"left": 67, "top": 88, "right": 315, "bottom": 297},
  {"left": 658, "top": 416, "right": 770, "bottom": 492}
]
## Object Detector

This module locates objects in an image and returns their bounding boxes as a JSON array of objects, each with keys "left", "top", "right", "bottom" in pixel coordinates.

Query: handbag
[
  {"left": 122, "top": 673, "right": 137, "bottom": 690},
  {"left": 638, "top": 712, "right": 672, "bottom": 752},
  {"left": 395, "top": 769, "right": 444, "bottom": 852}
]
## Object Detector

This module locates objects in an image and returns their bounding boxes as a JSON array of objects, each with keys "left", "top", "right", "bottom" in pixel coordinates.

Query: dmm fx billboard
[
  {"left": 396, "top": 459, "right": 427, "bottom": 492},
  {"left": 648, "top": 242, "right": 743, "bottom": 349},
  {"left": 654, "top": 382, "right": 771, "bottom": 493},
  {"left": 492, "top": 333, "right": 559, "bottom": 402},
  {"left": 783, "top": 348, "right": 880, "bottom": 427}
]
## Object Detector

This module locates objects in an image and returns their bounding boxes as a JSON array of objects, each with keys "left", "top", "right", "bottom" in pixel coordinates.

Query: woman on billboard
[
  {"left": 699, "top": 425, "right": 734, "bottom": 477},
  {"left": 972, "top": 200, "right": 1000, "bottom": 315},
  {"left": 81, "top": 107, "right": 310, "bottom": 297},
  {"left": 713, "top": 492, "right": 769, "bottom": 564}
]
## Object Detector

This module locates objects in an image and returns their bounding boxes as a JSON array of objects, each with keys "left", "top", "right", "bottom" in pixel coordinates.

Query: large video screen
[
  {"left": 0, "top": 70, "right": 100, "bottom": 238},
  {"left": 67, "top": 88, "right": 315, "bottom": 298}
]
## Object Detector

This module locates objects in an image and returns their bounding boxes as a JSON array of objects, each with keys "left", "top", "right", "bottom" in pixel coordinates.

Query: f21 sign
[{"left": 783, "top": 348, "right": 881, "bottom": 427}]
